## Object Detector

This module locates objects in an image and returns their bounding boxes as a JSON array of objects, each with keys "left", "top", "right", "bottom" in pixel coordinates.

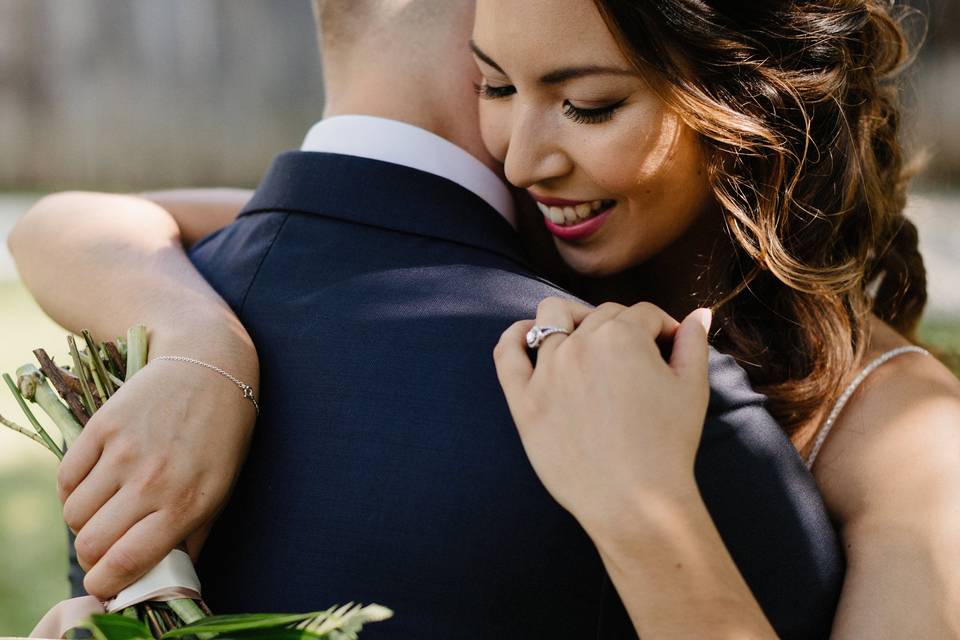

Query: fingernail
[{"left": 694, "top": 308, "right": 712, "bottom": 333}]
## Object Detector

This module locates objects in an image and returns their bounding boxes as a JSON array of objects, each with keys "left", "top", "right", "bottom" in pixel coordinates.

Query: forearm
[
  {"left": 137, "top": 188, "right": 252, "bottom": 249},
  {"left": 588, "top": 484, "right": 778, "bottom": 639},
  {"left": 7, "top": 191, "right": 257, "bottom": 386}
]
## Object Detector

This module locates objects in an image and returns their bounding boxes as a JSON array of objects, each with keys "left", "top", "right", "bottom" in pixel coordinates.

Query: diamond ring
[{"left": 525, "top": 325, "right": 571, "bottom": 350}]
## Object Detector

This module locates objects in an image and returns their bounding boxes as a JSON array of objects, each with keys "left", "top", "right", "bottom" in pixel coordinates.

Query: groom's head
[{"left": 311, "top": 1, "right": 497, "bottom": 171}]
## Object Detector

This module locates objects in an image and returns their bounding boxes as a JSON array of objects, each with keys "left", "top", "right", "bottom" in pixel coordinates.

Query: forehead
[{"left": 473, "top": 0, "right": 627, "bottom": 71}]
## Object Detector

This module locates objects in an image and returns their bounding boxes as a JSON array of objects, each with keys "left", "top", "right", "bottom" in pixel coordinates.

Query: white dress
[{"left": 804, "top": 345, "right": 931, "bottom": 470}]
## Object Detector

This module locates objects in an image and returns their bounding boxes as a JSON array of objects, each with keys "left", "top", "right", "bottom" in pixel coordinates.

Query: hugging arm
[
  {"left": 7, "top": 189, "right": 255, "bottom": 600},
  {"left": 494, "top": 299, "right": 779, "bottom": 637},
  {"left": 497, "top": 298, "right": 960, "bottom": 638}
]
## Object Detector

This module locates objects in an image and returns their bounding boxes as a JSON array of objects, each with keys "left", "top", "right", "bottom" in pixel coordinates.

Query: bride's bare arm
[
  {"left": 136, "top": 188, "right": 253, "bottom": 250},
  {"left": 9, "top": 189, "right": 252, "bottom": 338},
  {"left": 7, "top": 189, "right": 255, "bottom": 600}
]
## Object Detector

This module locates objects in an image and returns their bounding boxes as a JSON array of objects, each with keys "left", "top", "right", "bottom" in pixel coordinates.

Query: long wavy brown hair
[{"left": 591, "top": 0, "right": 927, "bottom": 453}]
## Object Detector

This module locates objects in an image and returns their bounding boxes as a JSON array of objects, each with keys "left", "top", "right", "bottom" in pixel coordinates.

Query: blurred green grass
[
  {"left": 0, "top": 280, "right": 74, "bottom": 636},
  {"left": 0, "top": 278, "right": 958, "bottom": 635},
  {"left": 921, "top": 319, "right": 960, "bottom": 354}
]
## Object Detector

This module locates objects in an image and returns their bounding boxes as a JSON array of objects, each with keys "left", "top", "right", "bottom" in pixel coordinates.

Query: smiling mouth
[{"left": 535, "top": 199, "right": 616, "bottom": 226}]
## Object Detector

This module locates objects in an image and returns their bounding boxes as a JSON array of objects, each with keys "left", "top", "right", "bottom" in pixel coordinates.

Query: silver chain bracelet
[{"left": 151, "top": 355, "right": 260, "bottom": 417}]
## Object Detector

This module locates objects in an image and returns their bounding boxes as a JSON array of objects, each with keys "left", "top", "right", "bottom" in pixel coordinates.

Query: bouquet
[{"left": 1, "top": 324, "right": 392, "bottom": 639}]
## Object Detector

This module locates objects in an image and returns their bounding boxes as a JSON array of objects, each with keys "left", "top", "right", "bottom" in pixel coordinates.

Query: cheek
[
  {"left": 478, "top": 102, "right": 511, "bottom": 163},
  {"left": 595, "top": 119, "right": 715, "bottom": 269},
  {"left": 614, "top": 113, "right": 711, "bottom": 216}
]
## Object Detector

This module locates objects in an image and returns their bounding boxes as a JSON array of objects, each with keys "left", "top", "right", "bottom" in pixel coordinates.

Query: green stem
[
  {"left": 144, "top": 606, "right": 163, "bottom": 639},
  {"left": 167, "top": 598, "right": 206, "bottom": 625},
  {"left": 82, "top": 330, "right": 116, "bottom": 397},
  {"left": 16, "top": 364, "right": 83, "bottom": 449},
  {"left": 106, "top": 371, "right": 124, "bottom": 388},
  {"left": 0, "top": 413, "right": 53, "bottom": 448},
  {"left": 125, "top": 325, "right": 149, "bottom": 381},
  {"left": 67, "top": 335, "right": 98, "bottom": 414},
  {"left": 84, "top": 352, "right": 108, "bottom": 403},
  {"left": 2, "top": 373, "right": 63, "bottom": 460}
]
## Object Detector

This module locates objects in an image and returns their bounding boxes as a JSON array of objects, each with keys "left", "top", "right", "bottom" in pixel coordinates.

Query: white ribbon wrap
[
  {"left": 30, "top": 549, "right": 204, "bottom": 638},
  {"left": 105, "top": 548, "right": 202, "bottom": 612}
]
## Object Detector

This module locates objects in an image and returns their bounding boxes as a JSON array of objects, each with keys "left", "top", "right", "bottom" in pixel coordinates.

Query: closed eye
[
  {"left": 474, "top": 82, "right": 516, "bottom": 100},
  {"left": 562, "top": 98, "right": 627, "bottom": 124}
]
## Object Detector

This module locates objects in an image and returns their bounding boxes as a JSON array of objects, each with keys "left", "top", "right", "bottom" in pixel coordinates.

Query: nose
[{"left": 502, "top": 105, "right": 574, "bottom": 190}]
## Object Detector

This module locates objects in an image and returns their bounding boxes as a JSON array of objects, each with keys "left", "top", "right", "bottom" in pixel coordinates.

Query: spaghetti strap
[{"left": 804, "top": 345, "right": 931, "bottom": 470}]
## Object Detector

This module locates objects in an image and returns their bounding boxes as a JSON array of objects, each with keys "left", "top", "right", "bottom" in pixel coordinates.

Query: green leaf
[
  {"left": 77, "top": 613, "right": 153, "bottom": 640},
  {"left": 160, "top": 612, "right": 330, "bottom": 638},
  {"left": 302, "top": 603, "right": 393, "bottom": 639},
  {"left": 207, "top": 629, "right": 329, "bottom": 640}
]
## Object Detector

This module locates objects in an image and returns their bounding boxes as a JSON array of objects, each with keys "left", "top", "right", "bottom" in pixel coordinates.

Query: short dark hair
[
  {"left": 312, "top": 0, "right": 374, "bottom": 49},
  {"left": 313, "top": 0, "right": 468, "bottom": 51}
]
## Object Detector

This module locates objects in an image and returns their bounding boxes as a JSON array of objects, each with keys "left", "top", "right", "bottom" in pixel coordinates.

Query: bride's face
[{"left": 472, "top": 0, "right": 716, "bottom": 277}]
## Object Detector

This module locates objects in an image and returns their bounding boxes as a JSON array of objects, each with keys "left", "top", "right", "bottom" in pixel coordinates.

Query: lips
[
  {"left": 530, "top": 194, "right": 617, "bottom": 241},
  {"left": 534, "top": 199, "right": 613, "bottom": 226}
]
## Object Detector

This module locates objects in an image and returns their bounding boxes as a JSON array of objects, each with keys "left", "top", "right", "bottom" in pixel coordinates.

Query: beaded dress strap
[{"left": 804, "top": 345, "right": 930, "bottom": 470}]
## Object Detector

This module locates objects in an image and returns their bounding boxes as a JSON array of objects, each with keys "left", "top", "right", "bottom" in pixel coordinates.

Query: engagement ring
[{"left": 525, "top": 325, "right": 571, "bottom": 350}]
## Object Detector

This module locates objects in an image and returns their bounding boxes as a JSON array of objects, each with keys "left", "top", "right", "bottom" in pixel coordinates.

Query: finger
[
  {"left": 83, "top": 510, "right": 178, "bottom": 600},
  {"left": 617, "top": 301, "right": 681, "bottom": 344},
  {"left": 494, "top": 320, "right": 536, "bottom": 403},
  {"left": 73, "top": 485, "right": 154, "bottom": 572},
  {"left": 671, "top": 308, "right": 712, "bottom": 382},
  {"left": 62, "top": 461, "right": 121, "bottom": 536},
  {"left": 532, "top": 296, "right": 587, "bottom": 359},
  {"left": 570, "top": 301, "right": 628, "bottom": 336},
  {"left": 184, "top": 515, "right": 217, "bottom": 565},
  {"left": 58, "top": 427, "right": 105, "bottom": 504}
]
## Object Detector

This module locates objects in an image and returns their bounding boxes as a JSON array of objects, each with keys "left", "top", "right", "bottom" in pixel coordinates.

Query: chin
[{"left": 555, "top": 244, "right": 629, "bottom": 278}]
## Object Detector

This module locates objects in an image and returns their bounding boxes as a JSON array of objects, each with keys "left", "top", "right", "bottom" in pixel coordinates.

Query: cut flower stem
[{"left": 4, "top": 324, "right": 392, "bottom": 639}]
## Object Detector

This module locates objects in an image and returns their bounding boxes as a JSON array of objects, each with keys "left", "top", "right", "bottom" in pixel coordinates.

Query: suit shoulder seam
[{"left": 237, "top": 212, "right": 291, "bottom": 315}]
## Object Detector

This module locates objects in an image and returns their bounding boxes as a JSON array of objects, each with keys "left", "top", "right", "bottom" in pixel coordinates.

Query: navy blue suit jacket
[{"left": 69, "top": 151, "right": 843, "bottom": 638}]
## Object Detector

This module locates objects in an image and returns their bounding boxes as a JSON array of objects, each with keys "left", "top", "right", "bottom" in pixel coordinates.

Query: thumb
[{"left": 670, "top": 308, "right": 711, "bottom": 382}]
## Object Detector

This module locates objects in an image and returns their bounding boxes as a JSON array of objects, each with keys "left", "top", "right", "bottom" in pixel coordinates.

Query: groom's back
[{"left": 187, "top": 152, "right": 842, "bottom": 639}]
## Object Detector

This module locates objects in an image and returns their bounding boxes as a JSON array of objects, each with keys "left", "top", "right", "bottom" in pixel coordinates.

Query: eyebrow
[{"left": 469, "top": 40, "right": 637, "bottom": 85}]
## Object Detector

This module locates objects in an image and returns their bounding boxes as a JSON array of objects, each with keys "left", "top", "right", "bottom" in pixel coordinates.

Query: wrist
[
  {"left": 586, "top": 479, "right": 704, "bottom": 564},
  {"left": 141, "top": 307, "right": 259, "bottom": 391},
  {"left": 588, "top": 482, "right": 778, "bottom": 638}
]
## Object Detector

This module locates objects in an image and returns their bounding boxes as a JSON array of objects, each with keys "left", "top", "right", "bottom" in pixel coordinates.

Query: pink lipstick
[{"left": 530, "top": 193, "right": 616, "bottom": 241}]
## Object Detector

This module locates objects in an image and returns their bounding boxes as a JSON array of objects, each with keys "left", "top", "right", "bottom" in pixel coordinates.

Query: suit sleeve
[{"left": 693, "top": 348, "right": 845, "bottom": 639}]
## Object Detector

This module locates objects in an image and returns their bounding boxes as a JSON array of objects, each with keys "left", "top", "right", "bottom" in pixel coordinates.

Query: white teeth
[
  {"left": 536, "top": 202, "right": 564, "bottom": 224},
  {"left": 538, "top": 199, "right": 612, "bottom": 226}
]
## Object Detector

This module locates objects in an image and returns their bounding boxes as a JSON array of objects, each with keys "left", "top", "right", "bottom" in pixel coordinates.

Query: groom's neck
[
  {"left": 313, "top": 1, "right": 500, "bottom": 174},
  {"left": 321, "top": 79, "right": 499, "bottom": 175}
]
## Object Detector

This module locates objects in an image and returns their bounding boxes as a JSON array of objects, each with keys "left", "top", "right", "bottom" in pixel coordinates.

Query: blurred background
[{"left": 0, "top": 0, "right": 957, "bottom": 634}]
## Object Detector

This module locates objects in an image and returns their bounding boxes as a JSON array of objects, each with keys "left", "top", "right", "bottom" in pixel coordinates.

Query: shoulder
[
  {"left": 812, "top": 317, "right": 960, "bottom": 529},
  {"left": 706, "top": 348, "right": 768, "bottom": 412}
]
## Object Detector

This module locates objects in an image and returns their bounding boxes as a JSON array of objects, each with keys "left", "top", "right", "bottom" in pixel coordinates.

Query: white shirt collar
[{"left": 300, "top": 115, "right": 516, "bottom": 228}]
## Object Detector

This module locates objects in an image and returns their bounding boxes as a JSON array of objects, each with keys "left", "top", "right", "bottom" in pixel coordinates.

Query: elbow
[
  {"left": 6, "top": 199, "right": 37, "bottom": 261},
  {"left": 7, "top": 191, "right": 80, "bottom": 260}
]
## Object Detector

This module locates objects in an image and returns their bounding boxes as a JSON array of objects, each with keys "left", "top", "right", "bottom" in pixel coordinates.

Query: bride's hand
[
  {"left": 56, "top": 331, "right": 258, "bottom": 600},
  {"left": 493, "top": 297, "right": 712, "bottom": 540}
]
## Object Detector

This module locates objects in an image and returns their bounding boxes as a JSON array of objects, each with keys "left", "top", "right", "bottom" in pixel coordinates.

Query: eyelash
[
  {"left": 473, "top": 82, "right": 626, "bottom": 125},
  {"left": 473, "top": 81, "right": 515, "bottom": 100},
  {"left": 562, "top": 98, "right": 626, "bottom": 124}
]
